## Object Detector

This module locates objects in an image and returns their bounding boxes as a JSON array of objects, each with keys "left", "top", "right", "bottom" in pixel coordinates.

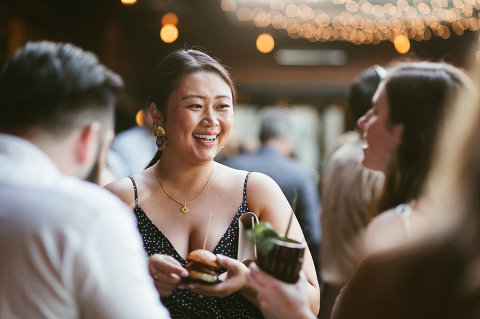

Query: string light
[
  {"left": 160, "top": 24, "right": 178, "bottom": 43},
  {"left": 162, "top": 13, "right": 178, "bottom": 26},
  {"left": 224, "top": 0, "right": 480, "bottom": 46},
  {"left": 394, "top": 34, "right": 411, "bottom": 53},
  {"left": 256, "top": 33, "right": 275, "bottom": 53}
]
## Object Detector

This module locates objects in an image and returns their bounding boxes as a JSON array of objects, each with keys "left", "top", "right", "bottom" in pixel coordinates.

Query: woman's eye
[
  {"left": 218, "top": 104, "right": 230, "bottom": 109},
  {"left": 189, "top": 104, "right": 202, "bottom": 109}
]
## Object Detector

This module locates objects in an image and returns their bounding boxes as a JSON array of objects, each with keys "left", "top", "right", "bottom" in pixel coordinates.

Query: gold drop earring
[{"left": 154, "top": 125, "right": 168, "bottom": 151}]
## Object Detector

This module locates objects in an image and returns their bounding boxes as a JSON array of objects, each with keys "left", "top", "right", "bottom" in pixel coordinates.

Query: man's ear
[
  {"left": 75, "top": 122, "right": 101, "bottom": 165},
  {"left": 149, "top": 102, "right": 164, "bottom": 126}
]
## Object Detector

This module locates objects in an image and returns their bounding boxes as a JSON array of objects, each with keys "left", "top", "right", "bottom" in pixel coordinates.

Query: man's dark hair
[
  {"left": 0, "top": 41, "right": 123, "bottom": 135},
  {"left": 259, "top": 107, "right": 292, "bottom": 144}
]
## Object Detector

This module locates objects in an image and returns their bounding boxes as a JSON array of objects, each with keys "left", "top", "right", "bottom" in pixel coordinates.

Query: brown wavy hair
[{"left": 372, "top": 61, "right": 472, "bottom": 217}]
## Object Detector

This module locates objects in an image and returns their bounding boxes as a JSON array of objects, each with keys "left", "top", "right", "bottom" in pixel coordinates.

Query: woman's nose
[
  {"left": 202, "top": 108, "right": 219, "bottom": 126},
  {"left": 357, "top": 109, "right": 372, "bottom": 130}
]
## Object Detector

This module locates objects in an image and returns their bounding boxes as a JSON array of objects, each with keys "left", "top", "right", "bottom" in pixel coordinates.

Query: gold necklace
[{"left": 155, "top": 167, "right": 214, "bottom": 213}]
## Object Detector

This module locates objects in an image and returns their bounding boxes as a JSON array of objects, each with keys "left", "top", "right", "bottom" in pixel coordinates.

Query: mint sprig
[{"left": 247, "top": 221, "right": 282, "bottom": 257}]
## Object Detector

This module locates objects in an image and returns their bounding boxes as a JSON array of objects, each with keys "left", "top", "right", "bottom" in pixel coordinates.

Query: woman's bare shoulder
[
  {"left": 213, "top": 164, "right": 287, "bottom": 218},
  {"left": 104, "top": 176, "right": 136, "bottom": 208},
  {"left": 246, "top": 171, "right": 280, "bottom": 190},
  {"left": 214, "top": 163, "right": 274, "bottom": 189},
  {"left": 364, "top": 208, "right": 408, "bottom": 252}
]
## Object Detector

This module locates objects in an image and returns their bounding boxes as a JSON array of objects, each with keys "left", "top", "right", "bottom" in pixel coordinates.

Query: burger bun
[{"left": 186, "top": 249, "right": 220, "bottom": 268}]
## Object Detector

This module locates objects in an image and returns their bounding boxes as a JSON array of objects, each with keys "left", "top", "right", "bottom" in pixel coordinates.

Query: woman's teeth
[{"left": 193, "top": 134, "right": 217, "bottom": 142}]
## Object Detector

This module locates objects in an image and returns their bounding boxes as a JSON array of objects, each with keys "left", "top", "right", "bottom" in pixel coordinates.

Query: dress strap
[
  {"left": 128, "top": 176, "right": 139, "bottom": 207},
  {"left": 395, "top": 202, "right": 413, "bottom": 238},
  {"left": 243, "top": 172, "right": 250, "bottom": 204}
]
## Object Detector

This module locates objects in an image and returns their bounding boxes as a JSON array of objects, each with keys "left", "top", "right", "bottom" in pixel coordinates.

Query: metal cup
[{"left": 256, "top": 237, "right": 305, "bottom": 283}]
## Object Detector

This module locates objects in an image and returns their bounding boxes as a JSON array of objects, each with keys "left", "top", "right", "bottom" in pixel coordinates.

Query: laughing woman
[
  {"left": 356, "top": 62, "right": 473, "bottom": 252},
  {"left": 105, "top": 49, "right": 320, "bottom": 318}
]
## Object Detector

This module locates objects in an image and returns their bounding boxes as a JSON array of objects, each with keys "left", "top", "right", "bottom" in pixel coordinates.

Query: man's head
[
  {"left": 258, "top": 107, "right": 293, "bottom": 156},
  {"left": 0, "top": 41, "right": 123, "bottom": 182}
]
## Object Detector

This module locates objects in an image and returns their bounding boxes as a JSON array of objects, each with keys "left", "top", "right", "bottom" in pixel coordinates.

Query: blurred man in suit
[{"left": 225, "top": 107, "right": 322, "bottom": 270}]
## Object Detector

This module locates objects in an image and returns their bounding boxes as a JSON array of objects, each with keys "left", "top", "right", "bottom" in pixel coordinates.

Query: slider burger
[{"left": 184, "top": 249, "right": 220, "bottom": 284}]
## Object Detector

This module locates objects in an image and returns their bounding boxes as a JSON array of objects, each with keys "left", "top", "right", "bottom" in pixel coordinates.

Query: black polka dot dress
[{"left": 129, "top": 173, "right": 264, "bottom": 319}]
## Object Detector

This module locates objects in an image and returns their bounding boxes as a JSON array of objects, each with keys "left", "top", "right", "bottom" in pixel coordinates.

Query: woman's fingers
[
  {"left": 149, "top": 254, "right": 189, "bottom": 278},
  {"left": 248, "top": 262, "right": 270, "bottom": 288},
  {"left": 148, "top": 254, "right": 189, "bottom": 296},
  {"left": 182, "top": 255, "right": 248, "bottom": 298}
]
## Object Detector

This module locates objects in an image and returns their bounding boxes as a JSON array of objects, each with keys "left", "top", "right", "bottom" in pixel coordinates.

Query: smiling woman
[
  {"left": 359, "top": 62, "right": 472, "bottom": 220},
  {"left": 350, "top": 61, "right": 475, "bottom": 261},
  {"left": 104, "top": 49, "right": 320, "bottom": 318}
]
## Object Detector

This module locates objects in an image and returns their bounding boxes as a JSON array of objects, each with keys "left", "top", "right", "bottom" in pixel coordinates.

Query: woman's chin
[
  {"left": 361, "top": 156, "right": 383, "bottom": 172},
  {"left": 193, "top": 150, "right": 218, "bottom": 162}
]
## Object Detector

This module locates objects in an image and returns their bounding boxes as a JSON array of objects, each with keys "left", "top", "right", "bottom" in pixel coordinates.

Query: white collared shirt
[{"left": 0, "top": 133, "right": 171, "bottom": 319}]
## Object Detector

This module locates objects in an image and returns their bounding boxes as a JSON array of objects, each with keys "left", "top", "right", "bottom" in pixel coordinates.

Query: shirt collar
[{"left": 0, "top": 133, "right": 61, "bottom": 178}]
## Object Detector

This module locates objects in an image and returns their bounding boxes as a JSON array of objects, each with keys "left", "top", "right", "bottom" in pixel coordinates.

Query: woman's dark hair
[
  {"left": 348, "top": 66, "right": 384, "bottom": 124},
  {"left": 145, "top": 49, "right": 236, "bottom": 168},
  {"left": 373, "top": 61, "right": 472, "bottom": 217}
]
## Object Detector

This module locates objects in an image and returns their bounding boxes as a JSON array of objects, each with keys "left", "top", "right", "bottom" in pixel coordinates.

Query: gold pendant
[{"left": 181, "top": 205, "right": 189, "bottom": 213}]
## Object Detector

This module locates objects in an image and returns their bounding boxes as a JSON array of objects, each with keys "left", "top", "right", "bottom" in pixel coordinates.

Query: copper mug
[{"left": 256, "top": 237, "right": 305, "bottom": 283}]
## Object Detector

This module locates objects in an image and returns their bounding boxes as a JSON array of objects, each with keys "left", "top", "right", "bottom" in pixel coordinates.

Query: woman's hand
[
  {"left": 178, "top": 254, "right": 248, "bottom": 298},
  {"left": 246, "top": 262, "right": 316, "bottom": 319},
  {"left": 149, "top": 254, "right": 189, "bottom": 296}
]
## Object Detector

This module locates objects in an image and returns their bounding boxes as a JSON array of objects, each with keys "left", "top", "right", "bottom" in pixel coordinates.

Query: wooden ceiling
[{"left": 1, "top": 0, "right": 478, "bottom": 130}]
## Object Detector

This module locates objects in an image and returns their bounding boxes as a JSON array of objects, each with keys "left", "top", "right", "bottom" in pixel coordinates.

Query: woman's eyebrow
[
  {"left": 181, "top": 94, "right": 231, "bottom": 100},
  {"left": 182, "top": 94, "right": 205, "bottom": 100}
]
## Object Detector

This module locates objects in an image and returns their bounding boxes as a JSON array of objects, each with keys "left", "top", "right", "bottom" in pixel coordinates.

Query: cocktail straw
[
  {"left": 203, "top": 211, "right": 213, "bottom": 250},
  {"left": 284, "top": 189, "right": 297, "bottom": 239}
]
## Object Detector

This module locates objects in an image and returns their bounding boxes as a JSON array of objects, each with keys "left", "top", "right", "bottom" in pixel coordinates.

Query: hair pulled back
[{"left": 146, "top": 49, "right": 236, "bottom": 168}]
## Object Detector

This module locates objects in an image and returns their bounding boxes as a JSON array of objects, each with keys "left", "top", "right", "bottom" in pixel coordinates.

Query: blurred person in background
[
  {"left": 319, "top": 66, "right": 385, "bottom": 319},
  {"left": 108, "top": 106, "right": 157, "bottom": 179},
  {"left": 105, "top": 49, "right": 320, "bottom": 318},
  {"left": 0, "top": 41, "right": 170, "bottom": 318},
  {"left": 224, "top": 106, "right": 322, "bottom": 271}
]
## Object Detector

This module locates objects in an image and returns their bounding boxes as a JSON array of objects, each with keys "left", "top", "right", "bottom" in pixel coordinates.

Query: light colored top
[
  {"left": 321, "top": 135, "right": 384, "bottom": 286},
  {"left": 0, "top": 133, "right": 170, "bottom": 319},
  {"left": 364, "top": 200, "right": 426, "bottom": 254},
  {"left": 109, "top": 125, "right": 157, "bottom": 178}
]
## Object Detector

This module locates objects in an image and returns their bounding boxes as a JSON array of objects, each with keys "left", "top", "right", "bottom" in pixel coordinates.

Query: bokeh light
[
  {"left": 256, "top": 33, "right": 275, "bottom": 53},
  {"left": 394, "top": 34, "right": 410, "bottom": 53},
  {"left": 136, "top": 110, "right": 145, "bottom": 127},
  {"left": 162, "top": 13, "right": 178, "bottom": 26},
  {"left": 121, "top": 0, "right": 136, "bottom": 4},
  {"left": 227, "top": 0, "right": 478, "bottom": 46},
  {"left": 221, "top": 0, "right": 236, "bottom": 11},
  {"left": 160, "top": 24, "right": 178, "bottom": 43}
]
